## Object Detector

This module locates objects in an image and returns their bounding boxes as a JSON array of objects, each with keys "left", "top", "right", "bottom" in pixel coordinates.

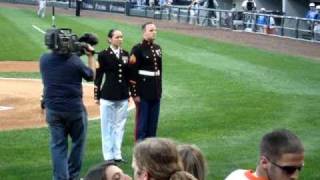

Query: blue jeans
[
  {"left": 46, "top": 108, "right": 88, "bottom": 180},
  {"left": 136, "top": 99, "right": 160, "bottom": 141}
]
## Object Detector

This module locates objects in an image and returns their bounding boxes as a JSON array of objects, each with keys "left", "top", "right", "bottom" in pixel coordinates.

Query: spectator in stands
[
  {"left": 178, "top": 144, "right": 207, "bottom": 180},
  {"left": 305, "top": 2, "right": 317, "bottom": 19},
  {"left": 266, "top": 15, "right": 276, "bottom": 34},
  {"left": 228, "top": 3, "right": 237, "bottom": 18},
  {"left": 136, "top": 0, "right": 145, "bottom": 9},
  {"left": 132, "top": 138, "right": 198, "bottom": 180},
  {"left": 37, "top": 0, "right": 46, "bottom": 18},
  {"left": 200, "top": 0, "right": 219, "bottom": 26},
  {"left": 159, "top": 0, "right": 172, "bottom": 6},
  {"left": 241, "top": 0, "right": 256, "bottom": 12},
  {"left": 229, "top": 4, "right": 244, "bottom": 30},
  {"left": 313, "top": 5, "right": 320, "bottom": 40},
  {"left": 256, "top": 8, "right": 267, "bottom": 33},
  {"left": 84, "top": 161, "right": 132, "bottom": 180},
  {"left": 230, "top": 3, "right": 236, "bottom": 12},
  {"left": 188, "top": 0, "right": 200, "bottom": 25},
  {"left": 149, "top": 0, "right": 155, "bottom": 7},
  {"left": 305, "top": 3, "right": 317, "bottom": 38},
  {"left": 225, "top": 129, "right": 305, "bottom": 180},
  {"left": 316, "top": 5, "right": 320, "bottom": 19},
  {"left": 242, "top": 0, "right": 256, "bottom": 31}
]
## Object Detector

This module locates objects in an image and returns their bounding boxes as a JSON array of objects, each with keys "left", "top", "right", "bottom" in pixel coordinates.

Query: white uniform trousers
[{"left": 100, "top": 99, "right": 128, "bottom": 160}]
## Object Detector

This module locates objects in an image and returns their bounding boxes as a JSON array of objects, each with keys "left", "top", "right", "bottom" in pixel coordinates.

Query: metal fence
[
  {"left": 1, "top": 0, "right": 320, "bottom": 42},
  {"left": 126, "top": 5, "right": 320, "bottom": 42}
]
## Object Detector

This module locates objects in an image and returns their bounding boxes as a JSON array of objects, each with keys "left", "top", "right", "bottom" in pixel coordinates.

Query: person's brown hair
[
  {"left": 260, "top": 129, "right": 304, "bottom": 161},
  {"left": 84, "top": 161, "right": 117, "bottom": 180},
  {"left": 133, "top": 138, "right": 197, "bottom": 180},
  {"left": 178, "top": 144, "right": 207, "bottom": 180},
  {"left": 141, "top": 22, "right": 155, "bottom": 31}
]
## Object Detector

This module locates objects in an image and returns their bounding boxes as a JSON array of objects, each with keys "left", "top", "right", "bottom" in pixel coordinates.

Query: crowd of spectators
[{"left": 83, "top": 129, "right": 305, "bottom": 180}]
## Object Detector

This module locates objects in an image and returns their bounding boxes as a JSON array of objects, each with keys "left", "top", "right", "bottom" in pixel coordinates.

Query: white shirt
[
  {"left": 225, "top": 169, "right": 265, "bottom": 180},
  {"left": 110, "top": 46, "right": 120, "bottom": 58}
]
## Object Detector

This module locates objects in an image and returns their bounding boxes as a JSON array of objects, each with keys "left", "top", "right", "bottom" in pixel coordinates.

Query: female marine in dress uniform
[{"left": 94, "top": 29, "right": 130, "bottom": 162}]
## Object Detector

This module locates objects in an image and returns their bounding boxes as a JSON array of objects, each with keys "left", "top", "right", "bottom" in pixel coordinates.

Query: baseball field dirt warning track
[{"left": 0, "top": 61, "right": 100, "bottom": 131}]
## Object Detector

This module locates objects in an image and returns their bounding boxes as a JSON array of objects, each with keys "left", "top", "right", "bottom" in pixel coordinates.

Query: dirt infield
[
  {"left": 0, "top": 74, "right": 99, "bottom": 131},
  {"left": 0, "top": 60, "right": 100, "bottom": 131},
  {"left": 0, "top": 61, "right": 137, "bottom": 131},
  {"left": 0, "top": 61, "right": 39, "bottom": 72}
]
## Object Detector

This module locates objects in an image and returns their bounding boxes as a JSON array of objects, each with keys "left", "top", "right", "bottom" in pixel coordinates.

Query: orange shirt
[{"left": 245, "top": 170, "right": 268, "bottom": 180}]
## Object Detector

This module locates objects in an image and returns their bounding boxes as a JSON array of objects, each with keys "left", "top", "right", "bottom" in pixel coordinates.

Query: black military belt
[{"left": 138, "top": 70, "right": 160, "bottom": 76}]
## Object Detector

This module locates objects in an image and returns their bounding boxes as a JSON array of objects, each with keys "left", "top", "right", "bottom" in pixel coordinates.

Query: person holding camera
[
  {"left": 94, "top": 29, "right": 130, "bottom": 162},
  {"left": 40, "top": 31, "right": 96, "bottom": 180}
]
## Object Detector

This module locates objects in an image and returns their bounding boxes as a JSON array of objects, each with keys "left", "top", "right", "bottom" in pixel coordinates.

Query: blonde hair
[
  {"left": 133, "top": 138, "right": 197, "bottom": 180},
  {"left": 178, "top": 144, "right": 207, "bottom": 180}
]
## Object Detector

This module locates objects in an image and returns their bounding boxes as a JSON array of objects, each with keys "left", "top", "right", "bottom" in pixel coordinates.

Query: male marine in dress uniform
[{"left": 129, "top": 22, "right": 162, "bottom": 141}]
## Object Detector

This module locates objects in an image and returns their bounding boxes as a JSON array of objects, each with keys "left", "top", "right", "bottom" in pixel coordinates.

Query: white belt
[{"left": 138, "top": 70, "right": 160, "bottom": 76}]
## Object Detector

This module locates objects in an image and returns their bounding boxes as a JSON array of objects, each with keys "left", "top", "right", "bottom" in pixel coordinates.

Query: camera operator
[{"left": 40, "top": 33, "right": 96, "bottom": 180}]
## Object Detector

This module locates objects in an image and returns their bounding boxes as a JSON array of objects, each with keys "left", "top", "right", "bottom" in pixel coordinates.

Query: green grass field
[{"left": 0, "top": 6, "right": 320, "bottom": 179}]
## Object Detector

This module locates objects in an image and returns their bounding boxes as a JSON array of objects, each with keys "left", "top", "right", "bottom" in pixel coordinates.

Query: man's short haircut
[
  {"left": 142, "top": 22, "right": 155, "bottom": 31},
  {"left": 260, "top": 129, "right": 304, "bottom": 161}
]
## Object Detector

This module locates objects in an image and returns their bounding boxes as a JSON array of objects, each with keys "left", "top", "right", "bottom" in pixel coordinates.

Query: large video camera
[{"left": 44, "top": 28, "right": 98, "bottom": 55}]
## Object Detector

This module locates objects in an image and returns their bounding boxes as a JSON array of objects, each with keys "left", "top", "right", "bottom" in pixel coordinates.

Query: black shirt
[
  {"left": 130, "top": 40, "right": 162, "bottom": 100},
  {"left": 40, "top": 52, "right": 94, "bottom": 112},
  {"left": 95, "top": 47, "right": 130, "bottom": 100}
]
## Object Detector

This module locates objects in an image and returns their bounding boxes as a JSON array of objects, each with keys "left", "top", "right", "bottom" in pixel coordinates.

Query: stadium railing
[{"left": 126, "top": 5, "right": 320, "bottom": 42}]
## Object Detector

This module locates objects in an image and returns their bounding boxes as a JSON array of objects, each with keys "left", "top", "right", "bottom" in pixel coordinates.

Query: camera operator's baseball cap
[{"left": 309, "top": 2, "right": 315, "bottom": 7}]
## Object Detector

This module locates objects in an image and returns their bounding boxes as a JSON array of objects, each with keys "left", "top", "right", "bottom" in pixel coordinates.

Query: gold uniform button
[
  {"left": 118, "top": 64, "right": 122, "bottom": 67},
  {"left": 119, "top": 69, "right": 122, "bottom": 72},
  {"left": 119, "top": 80, "right": 122, "bottom": 83},
  {"left": 119, "top": 74, "right": 122, "bottom": 77}
]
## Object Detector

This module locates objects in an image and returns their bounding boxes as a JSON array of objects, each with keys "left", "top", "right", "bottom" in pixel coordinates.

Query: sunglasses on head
[{"left": 269, "top": 160, "right": 304, "bottom": 175}]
